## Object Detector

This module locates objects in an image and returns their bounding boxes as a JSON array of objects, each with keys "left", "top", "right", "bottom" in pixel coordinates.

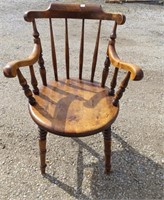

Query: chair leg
[
  {"left": 38, "top": 127, "right": 47, "bottom": 175},
  {"left": 103, "top": 126, "right": 112, "bottom": 174}
]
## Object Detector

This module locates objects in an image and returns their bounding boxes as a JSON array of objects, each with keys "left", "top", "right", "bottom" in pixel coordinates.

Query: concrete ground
[{"left": 0, "top": 0, "right": 163, "bottom": 199}]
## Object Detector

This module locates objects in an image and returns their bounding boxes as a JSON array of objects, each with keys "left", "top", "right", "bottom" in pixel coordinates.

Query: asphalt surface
[{"left": 0, "top": 0, "right": 163, "bottom": 199}]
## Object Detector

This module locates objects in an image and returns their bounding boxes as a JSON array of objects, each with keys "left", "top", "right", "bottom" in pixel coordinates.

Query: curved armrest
[
  {"left": 108, "top": 44, "right": 143, "bottom": 81},
  {"left": 3, "top": 43, "right": 41, "bottom": 78}
]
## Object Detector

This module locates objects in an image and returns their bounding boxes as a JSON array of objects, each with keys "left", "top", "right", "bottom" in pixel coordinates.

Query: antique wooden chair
[{"left": 3, "top": 3, "right": 143, "bottom": 175}]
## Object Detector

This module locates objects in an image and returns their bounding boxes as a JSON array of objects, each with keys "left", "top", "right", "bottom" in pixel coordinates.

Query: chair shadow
[{"left": 44, "top": 132, "right": 163, "bottom": 199}]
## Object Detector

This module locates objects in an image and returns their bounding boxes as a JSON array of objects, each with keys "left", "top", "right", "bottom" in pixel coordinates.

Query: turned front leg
[
  {"left": 103, "top": 127, "right": 112, "bottom": 174},
  {"left": 38, "top": 127, "right": 47, "bottom": 174}
]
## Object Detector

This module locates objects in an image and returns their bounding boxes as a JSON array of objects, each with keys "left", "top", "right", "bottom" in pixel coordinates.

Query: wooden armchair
[{"left": 3, "top": 3, "right": 143, "bottom": 175}]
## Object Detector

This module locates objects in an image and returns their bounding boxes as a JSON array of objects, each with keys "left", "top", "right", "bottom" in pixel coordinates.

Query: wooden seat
[
  {"left": 29, "top": 78, "right": 119, "bottom": 137},
  {"left": 3, "top": 3, "right": 143, "bottom": 175}
]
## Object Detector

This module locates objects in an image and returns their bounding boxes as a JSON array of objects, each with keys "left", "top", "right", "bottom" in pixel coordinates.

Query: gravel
[{"left": 0, "top": 0, "right": 163, "bottom": 199}]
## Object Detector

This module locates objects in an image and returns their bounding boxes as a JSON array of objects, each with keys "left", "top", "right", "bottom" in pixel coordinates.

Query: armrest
[
  {"left": 108, "top": 44, "right": 143, "bottom": 81},
  {"left": 3, "top": 43, "right": 41, "bottom": 78}
]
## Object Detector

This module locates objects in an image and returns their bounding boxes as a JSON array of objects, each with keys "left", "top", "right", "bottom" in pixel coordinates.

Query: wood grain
[
  {"left": 24, "top": 3, "right": 126, "bottom": 25},
  {"left": 49, "top": 18, "right": 58, "bottom": 81},
  {"left": 3, "top": 43, "right": 40, "bottom": 78},
  {"left": 29, "top": 78, "right": 119, "bottom": 137},
  {"left": 3, "top": 2, "right": 144, "bottom": 175},
  {"left": 79, "top": 19, "right": 85, "bottom": 80},
  {"left": 108, "top": 44, "right": 143, "bottom": 81},
  {"left": 65, "top": 18, "right": 70, "bottom": 79},
  {"left": 91, "top": 20, "right": 101, "bottom": 82}
]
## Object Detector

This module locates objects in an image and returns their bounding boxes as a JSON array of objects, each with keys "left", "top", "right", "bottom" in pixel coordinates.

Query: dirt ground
[{"left": 0, "top": 0, "right": 163, "bottom": 199}]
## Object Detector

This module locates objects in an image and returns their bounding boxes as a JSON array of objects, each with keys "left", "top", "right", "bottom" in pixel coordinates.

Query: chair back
[{"left": 24, "top": 3, "right": 125, "bottom": 87}]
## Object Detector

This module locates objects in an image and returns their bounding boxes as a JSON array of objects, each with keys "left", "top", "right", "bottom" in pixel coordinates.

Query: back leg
[
  {"left": 38, "top": 126, "right": 47, "bottom": 174},
  {"left": 103, "top": 126, "right": 112, "bottom": 174}
]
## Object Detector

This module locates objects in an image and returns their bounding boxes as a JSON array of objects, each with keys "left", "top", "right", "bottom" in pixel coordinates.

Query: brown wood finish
[
  {"left": 38, "top": 127, "right": 47, "bottom": 174},
  {"left": 91, "top": 20, "right": 101, "bottom": 82},
  {"left": 29, "top": 65, "right": 39, "bottom": 95},
  {"left": 79, "top": 19, "right": 85, "bottom": 80},
  {"left": 24, "top": 3, "right": 126, "bottom": 25},
  {"left": 29, "top": 78, "right": 119, "bottom": 137},
  {"left": 108, "top": 21, "right": 143, "bottom": 81},
  {"left": 103, "top": 126, "right": 112, "bottom": 174},
  {"left": 3, "top": 3, "right": 143, "bottom": 175},
  {"left": 32, "top": 20, "right": 47, "bottom": 86},
  {"left": 3, "top": 43, "right": 40, "bottom": 78},
  {"left": 113, "top": 72, "right": 131, "bottom": 106},
  {"left": 17, "top": 69, "right": 36, "bottom": 105},
  {"left": 65, "top": 18, "right": 70, "bottom": 79},
  {"left": 49, "top": 18, "right": 58, "bottom": 81},
  {"left": 108, "top": 43, "right": 143, "bottom": 81},
  {"left": 38, "top": 45, "right": 47, "bottom": 86},
  {"left": 101, "top": 56, "right": 110, "bottom": 88},
  {"left": 109, "top": 67, "right": 119, "bottom": 96}
]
